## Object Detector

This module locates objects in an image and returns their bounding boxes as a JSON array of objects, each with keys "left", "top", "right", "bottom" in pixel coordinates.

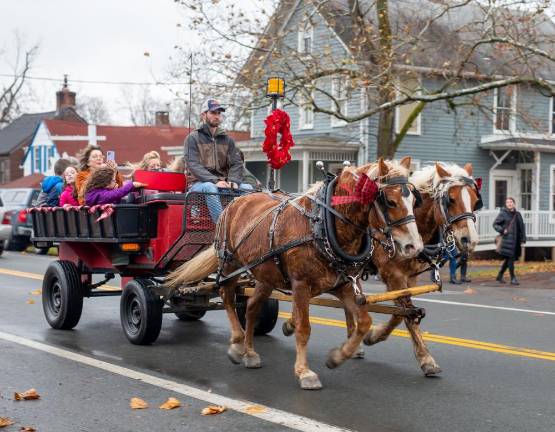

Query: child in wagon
[
  {"left": 84, "top": 167, "right": 146, "bottom": 206},
  {"left": 59, "top": 165, "right": 80, "bottom": 206}
]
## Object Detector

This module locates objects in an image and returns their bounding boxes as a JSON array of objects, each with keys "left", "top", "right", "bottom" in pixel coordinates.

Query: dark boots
[
  {"left": 510, "top": 276, "right": 520, "bottom": 285},
  {"left": 496, "top": 271, "right": 506, "bottom": 284}
]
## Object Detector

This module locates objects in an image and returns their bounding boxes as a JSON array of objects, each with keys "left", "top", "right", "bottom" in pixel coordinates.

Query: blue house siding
[
  {"left": 250, "top": 1, "right": 361, "bottom": 142},
  {"left": 516, "top": 85, "right": 551, "bottom": 133}
]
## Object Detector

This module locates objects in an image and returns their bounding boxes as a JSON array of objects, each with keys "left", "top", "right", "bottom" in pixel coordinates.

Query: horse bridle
[
  {"left": 374, "top": 176, "right": 422, "bottom": 258},
  {"left": 438, "top": 176, "right": 482, "bottom": 226},
  {"left": 436, "top": 176, "right": 483, "bottom": 253}
]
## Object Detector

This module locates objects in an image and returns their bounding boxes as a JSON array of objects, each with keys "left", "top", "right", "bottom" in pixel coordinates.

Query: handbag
[{"left": 495, "top": 213, "right": 517, "bottom": 253}]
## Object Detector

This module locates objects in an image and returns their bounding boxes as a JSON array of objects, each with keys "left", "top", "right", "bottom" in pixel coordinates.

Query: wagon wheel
[
  {"left": 236, "top": 296, "right": 279, "bottom": 335},
  {"left": 120, "top": 279, "right": 163, "bottom": 345},
  {"left": 175, "top": 310, "right": 206, "bottom": 321},
  {"left": 42, "top": 260, "right": 83, "bottom": 330}
]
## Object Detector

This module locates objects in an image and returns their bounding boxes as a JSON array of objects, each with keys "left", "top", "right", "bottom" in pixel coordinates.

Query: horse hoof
[
  {"left": 299, "top": 372, "right": 322, "bottom": 390},
  {"left": 352, "top": 346, "right": 365, "bottom": 359},
  {"left": 227, "top": 346, "right": 243, "bottom": 365},
  {"left": 243, "top": 353, "right": 262, "bottom": 369},
  {"left": 282, "top": 321, "right": 295, "bottom": 337},
  {"left": 326, "top": 348, "right": 344, "bottom": 369},
  {"left": 422, "top": 364, "right": 442, "bottom": 376}
]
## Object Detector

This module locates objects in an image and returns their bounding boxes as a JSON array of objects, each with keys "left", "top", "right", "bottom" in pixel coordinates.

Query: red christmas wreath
[{"left": 262, "top": 109, "right": 295, "bottom": 169}]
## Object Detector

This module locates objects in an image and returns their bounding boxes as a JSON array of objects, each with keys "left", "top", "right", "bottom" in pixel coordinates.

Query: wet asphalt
[{"left": 0, "top": 251, "right": 554, "bottom": 432}]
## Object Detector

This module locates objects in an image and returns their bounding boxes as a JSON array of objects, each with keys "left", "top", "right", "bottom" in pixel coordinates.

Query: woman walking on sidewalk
[{"left": 493, "top": 197, "right": 526, "bottom": 285}]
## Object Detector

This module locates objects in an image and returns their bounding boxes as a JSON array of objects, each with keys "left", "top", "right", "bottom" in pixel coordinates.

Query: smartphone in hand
[{"left": 106, "top": 150, "right": 115, "bottom": 161}]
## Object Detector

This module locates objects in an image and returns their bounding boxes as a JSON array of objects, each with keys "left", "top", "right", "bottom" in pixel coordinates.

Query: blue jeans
[{"left": 190, "top": 182, "right": 253, "bottom": 223}]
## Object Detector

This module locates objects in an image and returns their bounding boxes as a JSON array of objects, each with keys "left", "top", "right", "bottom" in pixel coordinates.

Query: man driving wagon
[{"left": 184, "top": 98, "right": 253, "bottom": 223}]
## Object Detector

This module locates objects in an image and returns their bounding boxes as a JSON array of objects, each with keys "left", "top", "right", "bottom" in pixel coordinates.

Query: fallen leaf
[
  {"left": 143, "top": 52, "right": 150, "bottom": 57},
  {"left": 244, "top": 405, "right": 266, "bottom": 414},
  {"left": 0, "top": 417, "right": 15, "bottom": 428},
  {"left": 201, "top": 405, "right": 226, "bottom": 416},
  {"left": 26, "top": 299, "right": 35, "bottom": 305},
  {"left": 19, "top": 427, "right": 36, "bottom": 432},
  {"left": 159, "top": 397, "right": 181, "bottom": 410},
  {"left": 30, "top": 289, "right": 42, "bottom": 296},
  {"left": 512, "top": 296, "right": 527, "bottom": 303},
  {"left": 130, "top": 397, "right": 148, "bottom": 409},
  {"left": 14, "top": 389, "right": 40, "bottom": 400},
  {"left": 463, "top": 287, "right": 477, "bottom": 295}
]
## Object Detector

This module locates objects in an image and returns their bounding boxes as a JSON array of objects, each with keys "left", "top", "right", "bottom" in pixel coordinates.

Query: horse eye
[
  {"left": 448, "top": 197, "right": 455, "bottom": 204},
  {"left": 386, "top": 199, "right": 397, "bottom": 208}
]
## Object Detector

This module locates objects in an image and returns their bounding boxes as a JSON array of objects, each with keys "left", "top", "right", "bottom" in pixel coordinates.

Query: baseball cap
[{"left": 203, "top": 98, "right": 226, "bottom": 113}]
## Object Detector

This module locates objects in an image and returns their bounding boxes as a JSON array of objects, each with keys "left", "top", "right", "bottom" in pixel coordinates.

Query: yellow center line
[
  {"left": 278, "top": 312, "right": 555, "bottom": 362},
  {"left": 1, "top": 267, "right": 553, "bottom": 362}
]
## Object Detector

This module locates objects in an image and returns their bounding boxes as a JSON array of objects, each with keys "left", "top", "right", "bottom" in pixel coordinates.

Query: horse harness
[
  {"left": 416, "top": 175, "right": 483, "bottom": 287},
  {"left": 215, "top": 173, "right": 421, "bottom": 305}
]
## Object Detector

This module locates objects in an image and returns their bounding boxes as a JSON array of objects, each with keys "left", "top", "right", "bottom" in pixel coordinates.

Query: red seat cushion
[{"left": 134, "top": 170, "right": 187, "bottom": 192}]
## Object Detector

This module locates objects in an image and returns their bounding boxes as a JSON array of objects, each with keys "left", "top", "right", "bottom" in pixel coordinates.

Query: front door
[{"left": 491, "top": 173, "right": 516, "bottom": 209}]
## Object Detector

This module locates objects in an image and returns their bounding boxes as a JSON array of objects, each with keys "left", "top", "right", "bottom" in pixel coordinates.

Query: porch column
[{"left": 302, "top": 150, "right": 310, "bottom": 191}]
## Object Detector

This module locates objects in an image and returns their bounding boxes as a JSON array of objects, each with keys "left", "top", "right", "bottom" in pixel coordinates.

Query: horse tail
[{"left": 164, "top": 247, "right": 218, "bottom": 289}]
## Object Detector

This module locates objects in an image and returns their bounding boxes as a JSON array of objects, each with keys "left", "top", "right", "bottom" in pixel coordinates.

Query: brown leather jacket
[{"left": 183, "top": 124, "right": 243, "bottom": 184}]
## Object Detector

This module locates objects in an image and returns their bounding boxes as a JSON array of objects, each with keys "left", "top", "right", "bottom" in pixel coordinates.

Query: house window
[
  {"left": 298, "top": 22, "right": 313, "bottom": 55},
  {"left": 47, "top": 147, "right": 55, "bottom": 170},
  {"left": 395, "top": 77, "right": 421, "bottom": 135},
  {"left": 520, "top": 168, "right": 532, "bottom": 210},
  {"left": 494, "top": 86, "right": 516, "bottom": 132},
  {"left": 331, "top": 77, "right": 347, "bottom": 127},
  {"left": 33, "top": 146, "right": 41, "bottom": 172},
  {"left": 299, "top": 91, "right": 314, "bottom": 129}
]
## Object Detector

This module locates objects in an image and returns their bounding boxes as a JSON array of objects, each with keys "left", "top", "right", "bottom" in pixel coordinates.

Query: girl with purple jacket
[{"left": 84, "top": 167, "right": 146, "bottom": 206}]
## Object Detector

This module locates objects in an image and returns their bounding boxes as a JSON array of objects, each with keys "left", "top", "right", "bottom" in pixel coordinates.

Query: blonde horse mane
[{"left": 410, "top": 163, "right": 471, "bottom": 198}]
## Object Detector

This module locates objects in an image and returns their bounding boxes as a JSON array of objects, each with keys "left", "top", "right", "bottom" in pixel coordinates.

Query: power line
[{"left": 0, "top": 73, "right": 191, "bottom": 86}]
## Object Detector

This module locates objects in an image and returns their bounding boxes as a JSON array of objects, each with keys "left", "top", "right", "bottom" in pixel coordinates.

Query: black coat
[{"left": 493, "top": 208, "right": 526, "bottom": 258}]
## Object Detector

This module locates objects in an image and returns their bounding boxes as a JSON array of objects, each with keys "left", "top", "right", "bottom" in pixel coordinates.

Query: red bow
[
  {"left": 475, "top": 177, "right": 482, "bottom": 191},
  {"left": 331, "top": 174, "right": 379, "bottom": 206},
  {"left": 88, "top": 204, "right": 114, "bottom": 222}
]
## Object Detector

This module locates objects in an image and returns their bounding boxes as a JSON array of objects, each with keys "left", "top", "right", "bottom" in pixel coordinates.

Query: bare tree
[
  {"left": 76, "top": 95, "right": 112, "bottom": 124},
  {"left": 176, "top": 0, "right": 555, "bottom": 158},
  {"left": 0, "top": 34, "right": 39, "bottom": 128},
  {"left": 118, "top": 86, "right": 158, "bottom": 125}
]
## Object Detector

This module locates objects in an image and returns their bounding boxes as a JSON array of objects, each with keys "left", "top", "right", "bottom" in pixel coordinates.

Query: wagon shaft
[{"left": 238, "top": 284, "right": 440, "bottom": 315}]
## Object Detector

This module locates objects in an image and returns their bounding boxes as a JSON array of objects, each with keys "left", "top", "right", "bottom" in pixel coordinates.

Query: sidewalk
[{"left": 362, "top": 261, "right": 555, "bottom": 291}]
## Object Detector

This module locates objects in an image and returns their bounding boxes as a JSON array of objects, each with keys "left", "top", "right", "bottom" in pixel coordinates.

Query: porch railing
[{"left": 476, "top": 210, "right": 555, "bottom": 249}]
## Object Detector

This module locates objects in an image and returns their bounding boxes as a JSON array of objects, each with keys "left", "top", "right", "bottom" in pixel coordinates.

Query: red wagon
[{"left": 30, "top": 171, "right": 278, "bottom": 345}]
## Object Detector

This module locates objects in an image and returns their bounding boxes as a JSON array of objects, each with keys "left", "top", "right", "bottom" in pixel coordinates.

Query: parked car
[
  {"left": 0, "top": 188, "right": 40, "bottom": 252},
  {"left": 0, "top": 195, "right": 13, "bottom": 256}
]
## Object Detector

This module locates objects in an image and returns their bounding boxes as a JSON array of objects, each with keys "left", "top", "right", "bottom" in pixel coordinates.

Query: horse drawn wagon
[{"left": 30, "top": 152, "right": 481, "bottom": 389}]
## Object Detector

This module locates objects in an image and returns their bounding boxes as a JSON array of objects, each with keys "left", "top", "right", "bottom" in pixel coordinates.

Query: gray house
[{"left": 238, "top": 0, "right": 555, "bottom": 252}]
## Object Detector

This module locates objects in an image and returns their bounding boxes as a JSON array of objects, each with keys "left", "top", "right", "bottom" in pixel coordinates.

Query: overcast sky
[{"left": 0, "top": 0, "right": 194, "bottom": 124}]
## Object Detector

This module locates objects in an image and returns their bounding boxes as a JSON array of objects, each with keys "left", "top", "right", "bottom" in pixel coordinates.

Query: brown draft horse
[
  {"left": 166, "top": 157, "right": 423, "bottom": 389},
  {"left": 327, "top": 162, "right": 481, "bottom": 375}
]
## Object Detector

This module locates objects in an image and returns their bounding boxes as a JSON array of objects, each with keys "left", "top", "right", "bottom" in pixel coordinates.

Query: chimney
[
  {"left": 155, "top": 111, "right": 170, "bottom": 126},
  {"left": 56, "top": 75, "right": 76, "bottom": 113}
]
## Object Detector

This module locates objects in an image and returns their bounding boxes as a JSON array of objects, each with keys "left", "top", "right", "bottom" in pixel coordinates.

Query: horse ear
[
  {"left": 378, "top": 158, "right": 389, "bottom": 177},
  {"left": 399, "top": 156, "right": 412, "bottom": 170},
  {"left": 435, "top": 163, "right": 450, "bottom": 178},
  {"left": 464, "top": 163, "right": 473, "bottom": 176}
]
